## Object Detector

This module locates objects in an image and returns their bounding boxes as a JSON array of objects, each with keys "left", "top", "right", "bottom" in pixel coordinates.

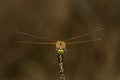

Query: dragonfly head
[{"left": 56, "top": 41, "right": 66, "bottom": 54}]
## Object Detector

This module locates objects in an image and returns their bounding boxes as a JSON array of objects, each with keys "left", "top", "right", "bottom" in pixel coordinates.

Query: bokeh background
[{"left": 0, "top": 0, "right": 120, "bottom": 80}]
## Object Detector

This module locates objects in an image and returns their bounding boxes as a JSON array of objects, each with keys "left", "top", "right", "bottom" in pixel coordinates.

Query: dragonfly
[{"left": 16, "top": 27, "right": 104, "bottom": 80}]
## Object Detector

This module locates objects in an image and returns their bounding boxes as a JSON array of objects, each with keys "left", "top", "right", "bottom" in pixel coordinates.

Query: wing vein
[{"left": 17, "top": 41, "right": 56, "bottom": 45}]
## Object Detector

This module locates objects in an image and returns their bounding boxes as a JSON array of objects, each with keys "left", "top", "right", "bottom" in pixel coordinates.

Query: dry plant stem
[{"left": 58, "top": 55, "right": 66, "bottom": 80}]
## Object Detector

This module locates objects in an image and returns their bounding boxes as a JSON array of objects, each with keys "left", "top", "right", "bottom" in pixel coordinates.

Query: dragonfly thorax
[{"left": 56, "top": 41, "right": 66, "bottom": 54}]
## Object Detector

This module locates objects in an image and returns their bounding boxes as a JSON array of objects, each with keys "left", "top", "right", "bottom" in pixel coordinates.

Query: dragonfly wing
[
  {"left": 16, "top": 31, "right": 56, "bottom": 42},
  {"left": 65, "top": 27, "right": 104, "bottom": 42},
  {"left": 66, "top": 39, "right": 103, "bottom": 45},
  {"left": 17, "top": 41, "right": 56, "bottom": 45}
]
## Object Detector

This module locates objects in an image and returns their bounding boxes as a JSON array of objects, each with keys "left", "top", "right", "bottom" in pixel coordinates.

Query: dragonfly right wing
[
  {"left": 66, "top": 39, "right": 103, "bottom": 45},
  {"left": 65, "top": 27, "right": 104, "bottom": 42}
]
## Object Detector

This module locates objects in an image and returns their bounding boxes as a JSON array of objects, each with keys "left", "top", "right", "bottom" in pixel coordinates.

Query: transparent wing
[
  {"left": 66, "top": 39, "right": 103, "bottom": 45},
  {"left": 16, "top": 31, "right": 56, "bottom": 42},
  {"left": 17, "top": 41, "right": 56, "bottom": 45},
  {"left": 65, "top": 27, "right": 104, "bottom": 42}
]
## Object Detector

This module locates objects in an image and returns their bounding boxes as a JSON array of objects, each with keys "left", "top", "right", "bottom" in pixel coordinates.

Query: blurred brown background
[{"left": 0, "top": 0, "right": 120, "bottom": 80}]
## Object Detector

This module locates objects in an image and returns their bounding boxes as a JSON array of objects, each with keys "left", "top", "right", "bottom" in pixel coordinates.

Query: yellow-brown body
[{"left": 56, "top": 41, "right": 66, "bottom": 54}]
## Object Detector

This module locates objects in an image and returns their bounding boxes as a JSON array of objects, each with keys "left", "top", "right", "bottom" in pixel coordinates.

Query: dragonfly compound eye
[{"left": 56, "top": 41, "right": 66, "bottom": 54}]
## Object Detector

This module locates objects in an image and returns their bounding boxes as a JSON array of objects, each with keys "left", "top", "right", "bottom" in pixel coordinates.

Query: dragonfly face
[{"left": 56, "top": 41, "right": 66, "bottom": 54}]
